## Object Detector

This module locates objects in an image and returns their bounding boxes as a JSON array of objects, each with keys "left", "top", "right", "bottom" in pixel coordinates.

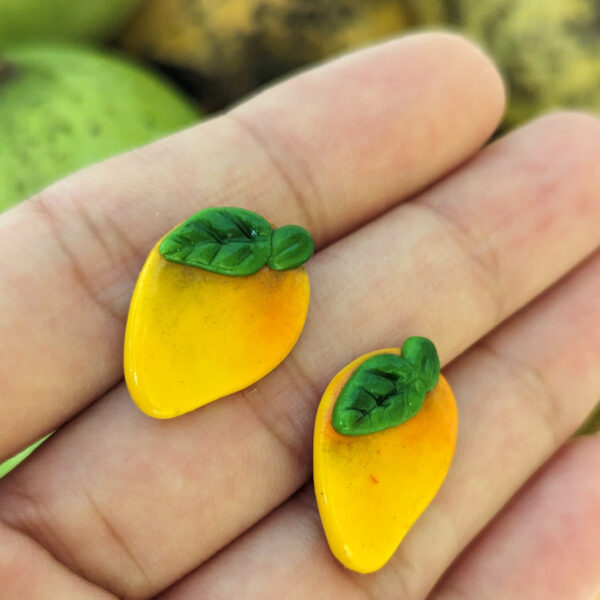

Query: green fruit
[
  {"left": 0, "top": 0, "right": 143, "bottom": 44},
  {"left": 0, "top": 44, "right": 200, "bottom": 211},
  {"left": 576, "top": 401, "right": 600, "bottom": 436},
  {"left": 449, "top": 0, "right": 600, "bottom": 128},
  {"left": 0, "top": 435, "right": 50, "bottom": 479}
]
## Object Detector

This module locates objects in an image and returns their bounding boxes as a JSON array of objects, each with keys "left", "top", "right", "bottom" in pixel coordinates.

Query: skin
[
  {"left": 124, "top": 245, "right": 309, "bottom": 418},
  {"left": 314, "top": 349, "right": 457, "bottom": 573},
  {"left": 0, "top": 32, "right": 599, "bottom": 600}
]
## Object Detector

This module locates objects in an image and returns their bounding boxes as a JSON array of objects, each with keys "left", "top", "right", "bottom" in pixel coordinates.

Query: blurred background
[{"left": 0, "top": 0, "right": 599, "bottom": 475}]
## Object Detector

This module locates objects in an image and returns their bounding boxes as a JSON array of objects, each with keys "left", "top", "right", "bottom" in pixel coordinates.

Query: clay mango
[
  {"left": 124, "top": 207, "right": 313, "bottom": 418},
  {"left": 314, "top": 339, "right": 457, "bottom": 573}
]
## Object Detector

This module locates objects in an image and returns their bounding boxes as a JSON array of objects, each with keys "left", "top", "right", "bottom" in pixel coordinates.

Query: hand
[{"left": 1, "top": 32, "right": 599, "bottom": 600}]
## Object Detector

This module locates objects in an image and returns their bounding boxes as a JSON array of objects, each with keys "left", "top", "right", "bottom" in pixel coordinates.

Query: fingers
[
  {"left": 0, "top": 522, "right": 117, "bottom": 600},
  {"left": 159, "top": 248, "right": 600, "bottom": 600},
  {"left": 2, "top": 112, "right": 600, "bottom": 600},
  {"left": 0, "top": 33, "right": 504, "bottom": 462},
  {"left": 427, "top": 435, "right": 600, "bottom": 600},
  {"left": 375, "top": 251, "right": 600, "bottom": 600},
  {"left": 158, "top": 488, "right": 328, "bottom": 600}
]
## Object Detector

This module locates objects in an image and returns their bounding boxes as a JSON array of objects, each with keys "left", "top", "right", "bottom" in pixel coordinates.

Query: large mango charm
[
  {"left": 124, "top": 207, "right": 313, "bottom": 418},
  {"left": 313, "top": 337, "right": 457, "bottom": 573}
]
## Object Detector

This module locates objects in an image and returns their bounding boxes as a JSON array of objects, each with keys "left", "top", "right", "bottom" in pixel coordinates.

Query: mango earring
[
  {"left": 124, "top": 207, "right": 314, "bottom": 419},
  {"left": 313, "top": 337, "right": 457, "bottom": 573}
]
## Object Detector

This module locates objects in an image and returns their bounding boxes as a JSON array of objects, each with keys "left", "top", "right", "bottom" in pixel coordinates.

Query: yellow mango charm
[
  {"left": 124, "top": 207, "right": 313, "bottom": 418},
  {"left": 313, "top": 338, "right": 457, "bottom": 573}
]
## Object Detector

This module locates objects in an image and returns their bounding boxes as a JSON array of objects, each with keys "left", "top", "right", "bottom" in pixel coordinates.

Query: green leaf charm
[
  {"left": 159, "top": 207, "right": 314, "bottom": 276},
  {"left": 332, "top": 337, "right": 440, "bottom": 436},
  {"left": 268, "top": 225, "right": 314, "bottom": 271}
]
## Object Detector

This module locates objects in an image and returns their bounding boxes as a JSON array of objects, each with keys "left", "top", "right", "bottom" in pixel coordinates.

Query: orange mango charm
[
  {"left": 124, "top": 207, "right": 313, "bottom": 419},
  {"left": 313, "top": 339, "right": 457, "bottom": 573}
]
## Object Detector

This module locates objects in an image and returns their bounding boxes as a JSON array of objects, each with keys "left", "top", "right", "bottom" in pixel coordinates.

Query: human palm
[{"left": 1, "top": 32, "right": 599, "bottom": 599}]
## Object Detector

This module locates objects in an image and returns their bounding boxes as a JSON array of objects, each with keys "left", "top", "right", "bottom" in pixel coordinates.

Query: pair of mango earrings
[{"left": 124, "top": 207, "right": 458, "bottom": 574}]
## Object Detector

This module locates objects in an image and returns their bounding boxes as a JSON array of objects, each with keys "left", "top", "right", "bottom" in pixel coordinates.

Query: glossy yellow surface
[
  {"left": 313, "top": 348, "right": 457, "bottom": 573},
  {"left": 124, "top": 244, "right": 310, "bottom": 418}
]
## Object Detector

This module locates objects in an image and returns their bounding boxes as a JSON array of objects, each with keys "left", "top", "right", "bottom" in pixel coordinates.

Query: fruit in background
[
  {"left": 577, "top": 401, "right": 600, "bottom": 435},
  {"left": 120, "top": 0, "right": 442, "bottom": 111},
  {"left": 449, "top": 0, "right": 600, "bottom": 128},
  {"left": 0, "top": 435, "right": 50, "bottom": 479},
  {"left": 121, "top": 0, "right": 600, "bottom": 127},
  {"left": 0, "top": 0, "right": 143, "bottom": 44},
  {"left": 0, "top": 44, "right": 200, "bottom": 211}
]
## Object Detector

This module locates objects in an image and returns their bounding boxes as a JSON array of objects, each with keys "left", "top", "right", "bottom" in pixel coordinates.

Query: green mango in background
[
  {"left": 576, "top": 401, "right": 600, "bottom": 436},
  {"left": 0, "top": 43, "right": 200, "bottom": 211},
  {"left": 0, "top": 435, "right": 49, "bottom": 479},
  {"left": 0, "top": 0, "right": 143, "bottom": 44}
]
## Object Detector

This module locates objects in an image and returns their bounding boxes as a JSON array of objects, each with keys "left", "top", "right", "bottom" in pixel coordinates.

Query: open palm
[{"left": 1, "top": 32, "right": 599, "bottom": 600}]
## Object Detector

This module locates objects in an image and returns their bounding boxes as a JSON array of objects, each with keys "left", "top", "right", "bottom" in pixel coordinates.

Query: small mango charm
[
  {"left": 313, "top": 337, "right": 457, "bottom": 573},
  {"left": 124, "top": 207, "right": 313, "bottom": 418}
]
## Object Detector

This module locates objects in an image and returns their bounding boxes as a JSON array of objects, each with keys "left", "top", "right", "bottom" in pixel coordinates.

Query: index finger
[{"left": 0, "top": 33, "right": 504, "bottom": 460}]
